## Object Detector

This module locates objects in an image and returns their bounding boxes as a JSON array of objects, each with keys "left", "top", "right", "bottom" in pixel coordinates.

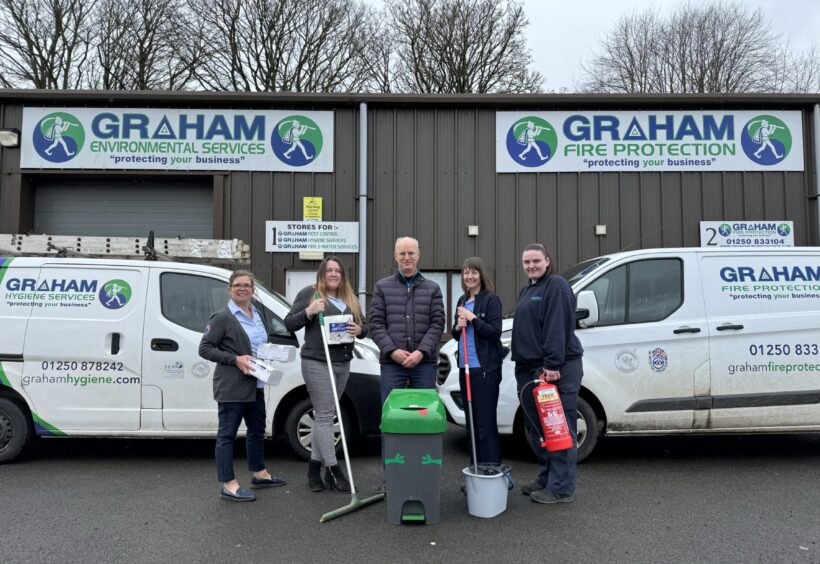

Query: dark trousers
[
  {"left": 459, "top": 366, "right": 502, "bottom": 464},
  {"left": 514, "top": 358, "right": 583, "bottom": 496},
  {"left": 379, "top": 361, "right": 437, "bottom": 406},
  {"left": 215, "top": 389, "right": 266, "bottom": 483}
]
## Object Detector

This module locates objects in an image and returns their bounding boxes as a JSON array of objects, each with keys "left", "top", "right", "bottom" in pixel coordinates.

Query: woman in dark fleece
[{"left": 511, "top": 243, "right": 584, "bottom": 504}]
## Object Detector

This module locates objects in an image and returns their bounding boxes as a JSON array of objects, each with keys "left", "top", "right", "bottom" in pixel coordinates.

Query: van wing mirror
[{"left": 576, "top": 290, "right": 599, "bottom": 328}]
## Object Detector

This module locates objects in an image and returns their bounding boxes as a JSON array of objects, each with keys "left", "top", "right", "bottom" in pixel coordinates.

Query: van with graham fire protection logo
[{"left": 438, "top": 246, "right": 820, "bottom": 460}]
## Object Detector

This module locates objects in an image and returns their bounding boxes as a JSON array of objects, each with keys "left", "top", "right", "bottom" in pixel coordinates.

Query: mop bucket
[{"left": 462, "top": 463, "right": 512, "bottom": 518}]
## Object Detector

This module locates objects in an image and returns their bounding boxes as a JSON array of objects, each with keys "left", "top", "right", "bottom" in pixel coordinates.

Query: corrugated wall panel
[{"left": 1, "top": 97, "right": 817, "bottom": 315}]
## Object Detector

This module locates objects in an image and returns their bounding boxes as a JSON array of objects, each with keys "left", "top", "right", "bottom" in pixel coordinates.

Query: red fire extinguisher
[{"left": 532, "top": 377, "right": 573, "bottom": 452}]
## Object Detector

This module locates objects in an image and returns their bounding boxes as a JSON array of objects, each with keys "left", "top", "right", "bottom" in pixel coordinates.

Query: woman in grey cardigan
[{"left": 285, "top": 256, "right": 368, "bottom": 492}]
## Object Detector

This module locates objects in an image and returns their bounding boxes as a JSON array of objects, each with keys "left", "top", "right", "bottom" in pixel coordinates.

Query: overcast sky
[
  {"left": 523, "top": 0, "right": 820, "bottom": 91},
  {"left": 368, "top": 0, "right": 820, "bottom": 92}
]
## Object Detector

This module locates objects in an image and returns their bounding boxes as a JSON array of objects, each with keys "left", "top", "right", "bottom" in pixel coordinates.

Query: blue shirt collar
[{"left": 228, "top": 299, "right": 256, "bottom": 318}]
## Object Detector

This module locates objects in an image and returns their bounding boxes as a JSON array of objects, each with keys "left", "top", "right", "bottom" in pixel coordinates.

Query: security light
[{"left": 0, "top": 128, "right": 20, "bottom": 148}]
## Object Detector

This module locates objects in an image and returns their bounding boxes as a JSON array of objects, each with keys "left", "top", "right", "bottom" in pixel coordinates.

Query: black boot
[
  {"left": 323, "top": 464, "right": 351, "bottom": 492},
  {"left": 308, "top": 460, "right": 325, "bottom": 492}
]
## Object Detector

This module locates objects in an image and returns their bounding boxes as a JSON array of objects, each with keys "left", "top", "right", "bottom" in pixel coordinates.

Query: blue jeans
[
  {"left": 379, "top": 361, "right": 437, "bottom": 406},
  {"left": 514, "top": 358, "right": 583, "bottom": 496},
  {"left": 215, "top": 389, "right": 266, "bottom": 483},
  {"left": 459, "top": 366, "right": 502, "bottom": 464}
]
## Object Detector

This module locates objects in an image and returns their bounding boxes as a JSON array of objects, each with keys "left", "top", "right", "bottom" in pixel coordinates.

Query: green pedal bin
[{"left": 381, "top": 388, "right": 447, "bottom": 524}]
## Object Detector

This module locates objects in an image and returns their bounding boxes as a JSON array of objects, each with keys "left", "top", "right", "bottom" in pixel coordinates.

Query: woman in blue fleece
[{"left": 511, "top": 243, "right": 584, "bottom": 504}]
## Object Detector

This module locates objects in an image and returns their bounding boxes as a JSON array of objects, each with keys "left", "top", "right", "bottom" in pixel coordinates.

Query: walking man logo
[
  {"left": 99, "top": 279, "right": 132, "bottom": 310},
  {"left": 271, "top": 115, "right": 323, "bottom": 167},
  {"left": 506, "top": 116, "right": 558, "bottom": 167},
  {"left": 33, "top": 112, "right": 85, "bottom": 163},
  {"left": 741, "top": 115, "right": 791, "bottom": 166}
]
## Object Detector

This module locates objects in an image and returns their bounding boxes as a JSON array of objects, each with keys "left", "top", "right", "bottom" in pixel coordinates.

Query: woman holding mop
[
  {"left": 451, "top": 257, "right": 505, "bottom": 466},
  {"left": 285, "top": 257, "right": 368, "bottom": 493}
]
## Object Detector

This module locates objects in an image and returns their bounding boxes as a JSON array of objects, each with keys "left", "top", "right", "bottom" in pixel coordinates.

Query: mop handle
[
  {"left": 461, "top": 325, "right": 479, "bottom": 473},
  {"left": 461, "top": 327, "right": 472, "bottom": 401},
  {"left": 314, "top": 291, "right": 356, "bottom": 493}
]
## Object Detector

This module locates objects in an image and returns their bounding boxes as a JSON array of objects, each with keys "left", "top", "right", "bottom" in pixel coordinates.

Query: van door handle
[
  {"left": 673, "top": 327, "right": 701, "bottom": 334},
  {"left": 716, "top": 324, "right": 744, "bottom": 331},
  {"left": 111, "top": 332, "right": 121, "bottom": 354},
  {"left": 151, "top": 338, "right": 179, "bottom": 351}
]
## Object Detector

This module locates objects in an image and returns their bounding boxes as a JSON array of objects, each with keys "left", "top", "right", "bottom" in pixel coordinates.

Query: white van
[
  {"left": 438, "top": 247, "right": 820, "bottom": 460},
  {"left": 0, "top": 256, "right": 382, "bottom": 463}
]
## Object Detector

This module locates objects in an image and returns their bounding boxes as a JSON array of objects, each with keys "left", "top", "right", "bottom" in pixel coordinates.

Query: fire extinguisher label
[{"left": 536, "top": 388, "right": 560, "bottom": 402}]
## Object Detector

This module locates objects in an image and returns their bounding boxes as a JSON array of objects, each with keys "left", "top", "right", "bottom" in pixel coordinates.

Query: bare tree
[
  {"left": 386, "top": 0, "right": 542, "bottom": 93},
  {"left": 0, "top": 0, "right": 96, "bottom": 89},
  {"left": 89, "top": 0, "right": 199, "bottom": 90},
  {"left": 190, "top": 0, "right": 375, "bottom": 92},
  {"left": 581, "top": 1, "right": 800, "bottom": 94}
]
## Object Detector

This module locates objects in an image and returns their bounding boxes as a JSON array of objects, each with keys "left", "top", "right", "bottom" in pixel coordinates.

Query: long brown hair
[
  {"left": 313, "top": 256, "right": 362, "bottom": 323},
  {"left": 461, "top": 256, "right": 494, "bottom": 293}
]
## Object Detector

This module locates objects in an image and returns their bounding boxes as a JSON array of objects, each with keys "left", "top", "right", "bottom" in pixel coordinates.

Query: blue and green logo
[
  {"left": 741, "top": 115, "right": 791, "bottom": 166},
  {"left": 506, "top": 116, "right": 557, "bottom": 167},
  {"left": 99, "top": 279, "right": 131, "bottom": 310},
  {"left": 777, "top": 223, "right": 791, "bottom": 237},
  {"left": 33, "top": 112, "right": 85, "bottom": 163},
  {"left": 718, "top": 223, "right": 732, "bottom": 237},
  {"left": 271, "top": 115, "right": 323, "bottom": 166}
]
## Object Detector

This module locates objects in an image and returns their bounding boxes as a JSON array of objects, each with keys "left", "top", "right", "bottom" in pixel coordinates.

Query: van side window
[
  {"left": 161, "top": 273, "right": 228, "bottom": 333},
  {"left": 584, "top": 259, "right": 682, "bottom": 326},
  {"left": 255, "top": 301, "right": 296, "bottom": 341}
]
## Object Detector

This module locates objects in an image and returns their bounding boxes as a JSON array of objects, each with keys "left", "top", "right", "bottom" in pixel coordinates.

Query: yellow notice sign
[{"left": 303, "top": 197, "right": 323, "bottom": 221}]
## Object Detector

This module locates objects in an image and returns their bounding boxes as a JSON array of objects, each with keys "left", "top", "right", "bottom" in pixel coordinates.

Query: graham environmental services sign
[
  {"left": 21, "top": 108, "right": 333, "bottom": 172},
  {"left": 496, "top": 111, "right": 803, "bottom": 172}
]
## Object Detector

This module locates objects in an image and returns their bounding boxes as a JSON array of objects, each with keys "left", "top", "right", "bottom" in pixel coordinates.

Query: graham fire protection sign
[
  {"left": 496, "top": 111, "right": 804, "bottom": 172},
  {"left": 20, "top": 108, "right": 334, "bottom": 172}
]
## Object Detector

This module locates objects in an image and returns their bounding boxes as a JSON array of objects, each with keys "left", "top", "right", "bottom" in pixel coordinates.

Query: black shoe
[
  {"left": 521, "top": 480, "right": 545, "bottom": 496},
  {"left": 308, "top": 460, "right": 325, "bottom": 492},
  {"left": 530, "top": 489, "right": 574, "bottom": 504},
  {"left": 250, "top": 474, "right": 288, "bottom": 489},
  {"left": 220, "top": 486, "right": 256, "bottom": 502},
  {"left": 323, "top": 464, "right": 351, "bottom": 492}
]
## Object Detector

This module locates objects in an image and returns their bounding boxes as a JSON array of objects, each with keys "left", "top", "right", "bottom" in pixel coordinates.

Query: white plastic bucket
[{"left": 462, "top": 464, "right": 511, "bottom": 518}]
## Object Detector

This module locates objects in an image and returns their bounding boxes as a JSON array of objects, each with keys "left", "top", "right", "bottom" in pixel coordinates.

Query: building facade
[{"left": 1, "top": 90, "right": 818, "bottom": 325}]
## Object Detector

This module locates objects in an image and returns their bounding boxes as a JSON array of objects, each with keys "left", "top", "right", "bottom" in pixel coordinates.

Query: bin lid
[{"left": 380, "top": 389, "right": 447, "bottom": 434}]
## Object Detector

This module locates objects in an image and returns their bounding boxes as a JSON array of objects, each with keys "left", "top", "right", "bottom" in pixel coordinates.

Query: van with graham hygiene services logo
[{"left": 0, "top": 254, "right": 382, "bottom": 463}]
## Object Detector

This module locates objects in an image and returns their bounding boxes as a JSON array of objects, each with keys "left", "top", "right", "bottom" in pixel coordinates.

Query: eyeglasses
[{"left": 230, "top": 284, "right": 253, "bottom": 289}]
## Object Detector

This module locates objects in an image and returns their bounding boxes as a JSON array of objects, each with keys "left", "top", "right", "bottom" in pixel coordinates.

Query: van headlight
[{"left": 353, "top": 340, "right": 380, "bottom": 362}]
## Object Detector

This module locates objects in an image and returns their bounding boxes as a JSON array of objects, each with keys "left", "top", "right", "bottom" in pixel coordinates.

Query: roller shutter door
[{"left": 33, "top": 178, "right": 212, "bottom": 238}]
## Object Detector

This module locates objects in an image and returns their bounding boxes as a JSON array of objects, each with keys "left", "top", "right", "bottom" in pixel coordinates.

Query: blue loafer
[
  {"left": 220, "top": 487, "right": 256, "bottom": 502},
  {"left": 250, "top": 475, "right": 287, "bottom": 489}
]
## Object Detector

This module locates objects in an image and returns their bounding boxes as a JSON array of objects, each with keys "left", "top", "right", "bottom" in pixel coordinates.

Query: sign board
[
  {"left": 303, "top": 197, "right": 323, "bottom": 221},
  {"left": 21, "top": 108, "right": 333, "bottom": 172},
  {"left": 497, "top": 111, "right": 804, "bottom": 172},
  {"left": 700, "top": 221, "right": 794, "bottom": 247},
  {"left": 266, "top": 221, "right": 359, "bottom": 253}
]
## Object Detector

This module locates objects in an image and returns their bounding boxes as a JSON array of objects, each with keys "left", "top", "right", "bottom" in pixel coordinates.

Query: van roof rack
[{"left": 1, "top": 232, "right": 250, "bottom": 263}]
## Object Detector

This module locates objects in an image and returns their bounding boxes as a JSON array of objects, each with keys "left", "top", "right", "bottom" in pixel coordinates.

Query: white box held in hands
[{"left": 324, "top": 314, "right": 354, "bottom": 344}]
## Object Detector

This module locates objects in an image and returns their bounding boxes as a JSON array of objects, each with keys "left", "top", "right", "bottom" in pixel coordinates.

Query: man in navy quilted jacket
[{"left": 369, "top": 236, "right": 445, "bottom": 406}]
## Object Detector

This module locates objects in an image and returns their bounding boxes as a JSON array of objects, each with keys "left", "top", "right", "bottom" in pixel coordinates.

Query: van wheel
[
  {"left": 0, "top": 398, "right": 32, "bottom": 463},
  {"left": 284, "top": 397, "right": 347, "bottom": 462},
  {"left": 576, "top": 397, "right": 599, "bottom": 462}
]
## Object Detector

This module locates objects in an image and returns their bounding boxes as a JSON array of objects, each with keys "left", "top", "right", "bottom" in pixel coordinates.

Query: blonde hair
[{"left": 313, "top": 256, "right": 362, "bottom": 323}]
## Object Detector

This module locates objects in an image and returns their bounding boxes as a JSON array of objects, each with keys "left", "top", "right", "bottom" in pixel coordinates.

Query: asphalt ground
[{"left": 2, "top": 427, "right": 819, "bottom": 564}]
